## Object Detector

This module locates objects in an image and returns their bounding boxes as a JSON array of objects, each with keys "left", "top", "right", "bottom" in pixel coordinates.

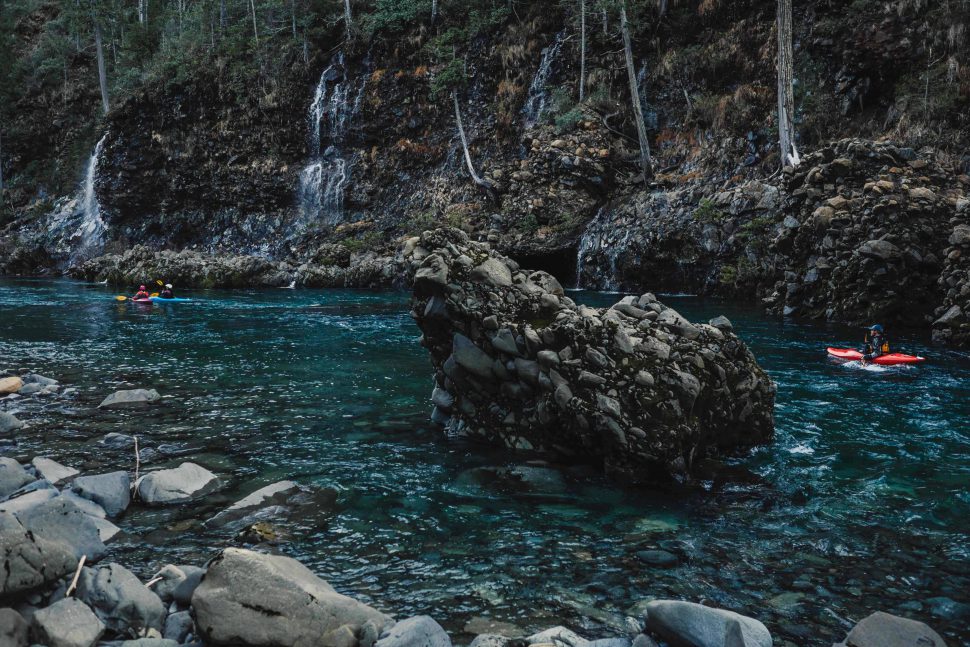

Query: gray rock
[
  {"left": 452, "top": 334, "right": 494, "bottom": 379},
  {"left": 471, "top": 258, "right": 512, "bottom": 287},
  {"left": 192, "top": 548, "right": 393, "bottom": 647},
  {"left": 0, "top": 458, "right": 34, "bottom": 498},
  {"left": 98, "top": 389, "right": 160, "bottom": 409},
  {"left": 469, "top": 635, "right": 508, "bottom": 647},
  {"left": 0, "top": 512, "right": 77, "bottom": 596},
  {"left": 163, "top": 610, "right": 193, "bottom": 643},
  {"left": 204, "top": 480, "right": 301, "bottom": 527},
  {"left": 376, "top": 616, "right": 452, "bottom": 647},
  {"left": 636, "top": 550, "right": 679, "bottom": 567},
  {"left": 171, "top": 566, "right": 205, "bottom": 606},
  {"left": 150, "top": 564, "right": 192, "bottom": 603},
  {"left": 414, "top": 254, "right": 449, "bottom": 288},
  {"left": 858, "top": 239, "right": 902, "bottom": 261},
  {"left": 708, "top": 316, "right": 733, "bottom": 332},
  {"left": 644, "top": 600, "right": 771, "bottom": 647},
  {"left": 0, "top": 486, "right": 58, "bottom": 515},
  {"left": 87, "top": 515, "right": 122, "bottom": 543},
  {"left": 31, "top": 598, "right": 104, "bottom": 647},
  {"left": 14, "top": 497, "right": 106, "bottom": 561},
  {"left": 134, "top": 462, "right": 219, "bottom": 504},
  {"left": 24, "top": 373, "right": 58, "bottom": 387},
  {"left": 72, "top": 471, "right": 130, "bottom": 517},
  {"left": 0, "top": 607, "right": 28, "bottom": 647},
  {"left": 833, "top": 611, "right": 946, "bottom": 647},
  {"left": 527, "top": 627, "right": 589, "bottom": 647},
  {"left": 100, "top": 433, "right": 135, "bottom": 448},
  {"left": 119, "top": 640, "right": 180, "bottom": 647},
  {"left": 631, "top": 635, "right": 659, "bottom": 647},
  {"left": 589, "top": 640, "right": 630, "bottom": 647},
  {"left": 76, "top": 563, "right": 166, "bottom": 635},
  {"left": 31, "top": 458, "right": 79, "bottom": 485},
  {"left": 0, "top": 411, "right": 25, "bottom": 435},
  {"left": 58, "top": 491, "right": 107, "bottom": 518}
]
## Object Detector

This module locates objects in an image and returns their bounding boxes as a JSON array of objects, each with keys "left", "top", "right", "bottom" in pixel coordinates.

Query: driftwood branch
[{"left": 66, "top": 555, "right": 87, "bottom": 597}]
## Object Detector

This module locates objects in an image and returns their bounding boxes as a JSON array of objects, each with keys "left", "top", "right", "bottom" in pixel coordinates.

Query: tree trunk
[
  {"left": 658, "top": 0, "right": 668, "bottom": 17},
  {"left": 602, "top": 8, "right": 607, "bottom": 35},
  {"left": 431, "top": 0, "right": 437, "bottom": 25},
  {"left": 220, "top": 0, "right": 227, "bottom": 32},
  {"left": 0, "top": 128, "right": 4, "bottom": 207},
  {"left": 249, "top": 0, "right": 259, "bottom": 46},
  {"left": 620, "top": 5, "right": 652, "bottom": 183},
  {"left": 453, "top": 91, "right": 495, "bottom": 198},
  {"left": 94, "top": 22, "right": 110, "bottom": 114},
  {"left": 579, "top": 0, "right": 586, "bottom": 102},
  {"left": 137, "top": 0, "right": 146, "bottom": 24},
  {"left": 344, "top": 0, "right": 353, "bottom": 36},
  {"left": 290, "top": 0, "right": 297, "bottom": 37},
  {"left": 776, "top": 0, "right": 800, "bottom": 167}
]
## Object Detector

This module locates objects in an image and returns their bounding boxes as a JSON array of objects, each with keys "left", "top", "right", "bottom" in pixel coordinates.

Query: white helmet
[{"left": 165, "top": 284, "right": 173, "bottom": 289}]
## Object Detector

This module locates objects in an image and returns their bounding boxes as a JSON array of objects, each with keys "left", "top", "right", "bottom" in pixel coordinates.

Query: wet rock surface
[{"left": 406, "top": 229, "right": 774, "bottom": 482}]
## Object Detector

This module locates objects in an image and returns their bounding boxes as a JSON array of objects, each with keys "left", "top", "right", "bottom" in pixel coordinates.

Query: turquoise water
[{"left": 1, "top": 279, "right": 968, "bottom": 645}]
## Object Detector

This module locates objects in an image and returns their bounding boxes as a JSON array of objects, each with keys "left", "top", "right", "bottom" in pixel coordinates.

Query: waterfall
[
  {"left": 522, "top": 31, "right": 566, "bottom": 128},
  {"left": 298, "top": 53, "right": 366, "bottom": 227},
  {"left": 72, "top": 133, "right": 108, "bottom": 263}
]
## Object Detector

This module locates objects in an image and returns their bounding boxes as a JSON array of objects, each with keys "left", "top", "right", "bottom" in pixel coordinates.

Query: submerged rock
[
  {"left": 31, "top": 597, "right": 105, "bottom": 647},
  {"left": 643, "top": 600, "right": 771, "bottom": 647},
  {"left": 833, "top": 611, "right": 947, "bottom": 647},
  {"left": 406, "top": 229, "right": 774, "bottom": 482},
  {"left": 192, "top": 547, "right": 393, "bottom": 647},
  {"left": 99, "top": 389, "right": 160, "bottom": 409},
  {"left": 135, "top": 462, "right": 219, "bottom": 504}
]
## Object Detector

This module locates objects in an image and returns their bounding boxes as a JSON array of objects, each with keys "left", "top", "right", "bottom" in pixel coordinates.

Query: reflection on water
[{"left": 1, "top": 280, "right": 968, "bottom": 645}]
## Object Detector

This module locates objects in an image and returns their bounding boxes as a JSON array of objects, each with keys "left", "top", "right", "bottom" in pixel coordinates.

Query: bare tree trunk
[
  {"left": 249, "top": 0, "right": 259, "bottom": 46},
  {"left": 620, "top": 4, "right": 652, "bottom": 183},
  {"left": 776, "top": 0, "right": 800, "bottom": 167},
  {"left": 602, "top": 8, "right": 607, "bottom": 35},
  {"left": 453, "top": 91, "right": 495, "bottom": 197},
  {"left": 579, "top": 0, "right": 586, "bottom": 102},
  {"left": 0, "top": 128, "right": 4, "bottom": 207},
  {"left": 290, "top": 0, "right": 297, "bottom": 37},
  {"left": 220, "top": 0, "right": 227, "bottom": 32},
  {"left": 431, "top": 0, "right": 437, "bottom": 25},
  {"left": 94, "top": 22, "right": 110, "bottom": 114},
  {"left": 137, "top": 0, "right": 146, "bottom": 24},
  {"left": 658, "top": 0, "right": 668, "bottom": 17},
  {"left": 344, "top": 0, "right": 353, "bottom": 36}
]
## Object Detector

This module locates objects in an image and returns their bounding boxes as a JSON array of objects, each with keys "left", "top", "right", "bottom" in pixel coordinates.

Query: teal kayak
[{"left": 150, "top": 297, "right": 191, "bottom": 303}]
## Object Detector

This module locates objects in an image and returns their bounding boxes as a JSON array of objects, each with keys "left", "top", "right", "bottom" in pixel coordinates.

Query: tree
[
  {"left": 579, "top": 0, "right": 586, "bottom": 102},
  {"left": 94, "top": 19, "right": 110, "bottom": 113},
  {"left": 344, "top": 0, "right": 353, "bottom": 35},
  {"left": 452, "top": 90, "right": 496, "bottom": 199},
  {"left": 249, "top": 0, "right": 259, "bottom": 45},
  {"left": 431, "top": 0, "right": 437, "bottom": 25},
  {"left": 620, "top": 2, "right": 652, "bottom": 183},
  {"left": 776, "top": 0, "right": 800, "bottom": 167}
]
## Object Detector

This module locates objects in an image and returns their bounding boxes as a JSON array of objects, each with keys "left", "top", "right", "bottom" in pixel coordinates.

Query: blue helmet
[{"left": 869, "top": 324, "right": 884, "bottom": 332}]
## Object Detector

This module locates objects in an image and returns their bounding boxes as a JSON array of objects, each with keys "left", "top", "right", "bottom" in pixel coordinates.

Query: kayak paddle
[{"left": 115, "top": 296, "right": 128, "bottom": 301}]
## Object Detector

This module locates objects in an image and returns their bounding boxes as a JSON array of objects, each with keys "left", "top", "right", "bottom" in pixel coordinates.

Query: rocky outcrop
[
  {"left": 932, "top": 199, "right": 970, "bottom": 346},
  {"left": 406, "top": 228, "right": 774, "bottom": 482}
]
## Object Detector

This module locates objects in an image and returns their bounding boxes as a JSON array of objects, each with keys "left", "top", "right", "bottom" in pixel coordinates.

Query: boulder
[
  {"left": 0, "top": 512, "right": 77, "bottom": 596},
  {"left": 470, "top": 258, "right": 513, "bottom": 287},
  {"left": 0, "top": 486, "right": 58, "bottom": 515},
  {"left": 150, "top": 564, "right": 205, "bottom": 604},
  {"left": 192, "top": 548, "right": 393, "bottom": 647},
  {"left": 470, "top": 636, "right": 509, "bottom": 647},
  {"left": 98, "top": 389, "right": 160, "bottom": 409},
  {"left": 0, "top": 411, "right": 25, "bottom": 435},
  {"left": 14, "top": 497, "right": 106, "bottom": 561},
  {"left": 204, "top": 480, "right": 301, "bottom": 527},
  {"left": 0, "top": 376, "right": 23, "bottom": 395},
  {"left": 72, "top": 471, "right": 131, "bottom": 517},
  {"left": 135, "top": 462, "right": 219, "bottom": 504},
  {"left": 527, "top": 627, "right": 589, "bottom": 647},
  {"left": 31, "top": 457, "right": 79, "bottom": 485},
  {"left": 163, "top": 610, "right": 193, "bottom": 643},
  {"left": 0, "top": 608, "right": 29, "bottom": 647},
  {"left": 58, "top": 491, "right": 107, "bottom": 518},
  {"left": 171, "top": 566, "right": 205, "bottom": 606},
  {"left": 833, "top": 611, "right": 946, "bottom": 647},
  {"left": 375, "top": 616, "right": 452, "bottom": 647},
  {"left": 30, "top": 598, "right": 104, "bottom": 647},
  {"left": 644, "top": 600, "right": 771, "bottom": 647},
  {"left": 0, "top": 458, "right": 34, "bottom": 498},
  {"left": 76, "top": 563, "right": 166, "bottom": 635}
]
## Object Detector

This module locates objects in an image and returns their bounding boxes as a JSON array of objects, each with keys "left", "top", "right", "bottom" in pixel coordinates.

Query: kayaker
[
  {"left": 160, "top": 284, "right": 174, "bottom": 299},
  {"left": 863, "top": 324, "right": 890, "bottom": 362},
  {"left": 133, "top": 285, "right": 150, "bottom": 300}
]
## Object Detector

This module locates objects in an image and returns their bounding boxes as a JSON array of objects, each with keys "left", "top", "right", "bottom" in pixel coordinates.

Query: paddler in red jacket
[{"left": 133, "top": 285, "right": 150, "bottom": 300}]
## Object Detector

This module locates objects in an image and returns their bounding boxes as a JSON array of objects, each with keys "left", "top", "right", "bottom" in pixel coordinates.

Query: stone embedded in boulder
[
  {"left": 98, "top": 389, "right": 160, "bottom": 409},
  {"left": 375, "top": 616, "right": 452, "bottom": 647},
  {"left": 0, "top": 608, "right": 29, "bottom": 647},
  {"left": 135, "top": 462, "right": 219, "bottom": 504},
  {"left": 0, "top": 376, "right": 23, "bottom": 395},
  {"left": 405, "top": 229, "right": 774, "bottom": 483},
  {"left": 192, "top": 547, "right": 393, "bottom": 647},
  {"left": 0, "top": 458, "right": 34, "bottom": 498},
  {"left": 76, "top": 563, "right": 166, "bottom": 635},
  {"left": 0, "top": 411, "right": 25, "bottom": 435},
  {"left": 72, "top": 471, "right": 131, "bottom": 517},
  {"left": 14, "top": 497, "right": 106, "bottom": 561},
  {"left": 0, "top": 511, "right": 78, "bottom": 596},
  {"left": 31, "top": 457, "right": 79, "bottom": 485},
  {"left": 643, "top": 600, "right": 771, "bottom": 647},
  {"left": 833, "top": 611, "right": 947, "bottom": 647},
  {"left": 30, "top": 598, "right": 105, "bottom": 647}
]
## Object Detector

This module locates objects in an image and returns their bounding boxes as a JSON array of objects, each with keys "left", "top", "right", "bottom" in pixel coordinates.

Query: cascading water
[
  {"left": 522, "top": 31, "right": 566, "bottom": 128},
  {"left": 71, "top": 133, "right": 108, "bottom": 264},
  {"left": 297, "top": 53, "right": 366, "bottom": 227}
]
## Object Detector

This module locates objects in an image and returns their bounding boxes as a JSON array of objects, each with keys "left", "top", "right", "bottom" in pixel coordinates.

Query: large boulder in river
[
  {"left": 135, "top": 462, "right": 219, "bottom": 504},
  {"left": 76, "top": 563, "right": 166, "bottom": 635},
  {"left": 405, "top": 228, "right": 774, "bottom": 482},
  {"left": 14, "top": 497, "right": 106, "bottom": 561},
  {"left": 72, "top": 471, "right": 131, "bottom": 517},
  {"left": 31, "top": 597, "right": 105, "bottom": 647},
  {"left": 643, "top": 600, "right": 771, "bottom": 647},
  {"left": 98, "top": 388, "right": 160, "bottom": 409},
  {"left": 192, "top": 547, "right": 393, "bottom": 646},
  {"left": 0, "top": 512, "right": 77, "bottom": 596},
  {"left": 832, "top": 611, "right": 947, "bottom": 647}
]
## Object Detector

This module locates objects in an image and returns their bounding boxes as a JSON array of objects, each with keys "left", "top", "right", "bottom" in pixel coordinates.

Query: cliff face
[{"left": 1, "top": 0, "right": 968, "bottom": 340}]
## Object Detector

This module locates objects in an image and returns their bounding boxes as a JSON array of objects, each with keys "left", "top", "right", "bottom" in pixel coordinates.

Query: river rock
[
  {"left": 150, "top": 564, "right": 204, "bottom": 604},
  {"left": 58, "top": 491, "right": 107, "bottom": 518},
  {"left": 31, "top": 598, "right": 104, "bottom": 647},
  {"left": 0, "top": 376, "right": 23, "bottom": 395},
  {"left": 375, "top": 616, "right": 452, "bottom": 647},
  {"left": 469, "top": 635, "right": 509, "bottom": 647},
  {"left": 98, "top": 389, "right": 160, "bottom": 409},
  {"left": 72, "top": 471, "right": 130, "bottom": 517},
  {"left": 171, "top": 566, "right": 205, "bottom": 605},
  {"left": 0, "top": 486, "right": 58, "bottom": 515},
  {"left": 833, "top": 611, "right": 947, "bottom": 646},
  {"left": 0, "top": 458, "right": 34, "bottom": 498},
  {"left": 636, "top": 549, "right": 679, "bottom": 567},
  {"left": 162, "top": 610, "right": 193, "bottom": 643},
  {"left": 31, "top": 457, "right": 79, "bottom": 485},
  {"left": 0, "top": 411, "right": 25, "bottom": 435},
  {"left": 192, "top": 547, "right": 393, "bottom": 647},
  {"left": 406, "top": 229, "right": 775, "bottom": 482},
  {"left": 119, "top": 639, "right": 180, "bottom": 647},
  {"left": 135, "top": 462, "right": 219, "bottom": 504},
  {"left": 0, "top": 512, "right": 77, "bottom": 596},
  {"left": 527, "top": 627, "right": 589, "bottom": 647},
  {"left": 644, "top": 600, "right": 771, "bottom": 647},
  {"left": 0, "top": 608, "right": 28, "bottom": 647},
  {"left": 14, "top": 497, "right": 106, "bottom": 561},
  {"left": 76, "top": 563, "right": 166, "bottom": 635},
  {"left": 204, "top": 480, "right": 301, "bottom": 527}
]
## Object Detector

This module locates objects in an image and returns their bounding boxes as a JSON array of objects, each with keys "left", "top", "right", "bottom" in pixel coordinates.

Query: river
[{"left": 1, "top": 279, "right": 967, "bottom": 645}]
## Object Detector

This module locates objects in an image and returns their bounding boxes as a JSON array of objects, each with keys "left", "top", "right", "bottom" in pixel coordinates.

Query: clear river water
[{"left": 1, "top": 279, "right": 968, "bottom": 646}]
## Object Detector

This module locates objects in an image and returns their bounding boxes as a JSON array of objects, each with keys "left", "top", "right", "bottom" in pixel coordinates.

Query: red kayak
[
  {"left": 131, "top": 298, "right": 153, "bottom": 304},
  {"left": 827, "top": 347, "right": 926, "bottom": 366}
]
